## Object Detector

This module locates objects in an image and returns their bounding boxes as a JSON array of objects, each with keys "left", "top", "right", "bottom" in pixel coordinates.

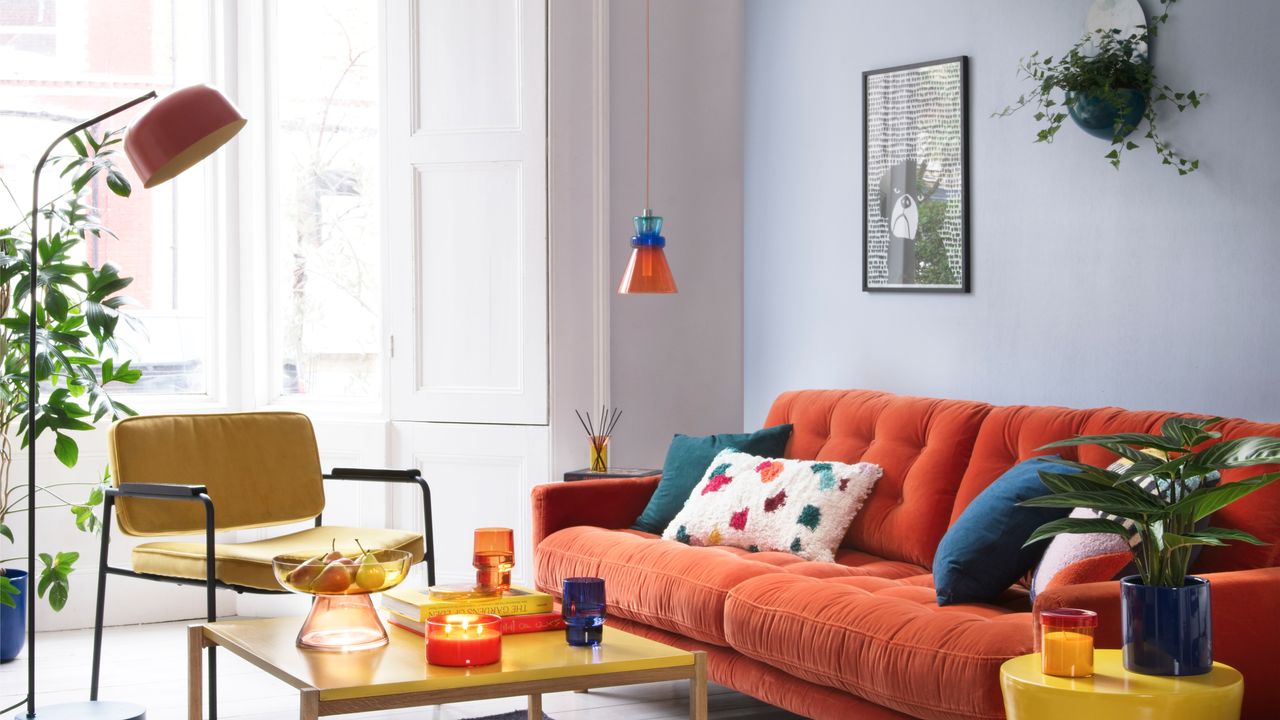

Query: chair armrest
[
  {"left": 325, "top": 467, "right": 424, "bottom": 483},
  {"left": 1035, "top": 567, "right": 1280, "bottom": 719},
  {"left": 109, "top": 482, "right": 209, "bottom": 498},
  {"left": 323, "top": 467, "right": 436, "bottom": 587},
  {"left": 531, "top": 474, "right": 661, "bottom": 547}
]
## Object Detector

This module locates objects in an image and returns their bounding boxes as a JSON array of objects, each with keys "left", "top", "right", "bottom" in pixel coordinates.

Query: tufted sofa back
[{"left": 764, "top": 389, "right": 1280, "bottom": 572}]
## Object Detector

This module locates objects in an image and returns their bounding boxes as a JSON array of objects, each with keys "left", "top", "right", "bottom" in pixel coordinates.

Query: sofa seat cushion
[
  {"left": 534, "top": 527, "right": 928, "bottom": 646},
  {"left": 132, "top": 525, "right": 425, "bottom": 591},
  {"left": 723, "top": 574, "right": 1035, "bottom": 720}
]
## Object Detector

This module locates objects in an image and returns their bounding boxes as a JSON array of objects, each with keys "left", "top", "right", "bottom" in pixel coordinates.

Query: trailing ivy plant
[
  {"left": 994, "top": 0, "right": 1204, "bottom": 174},
  {"left": 0, "top": 126, "right": 143, "bottom": 611}
]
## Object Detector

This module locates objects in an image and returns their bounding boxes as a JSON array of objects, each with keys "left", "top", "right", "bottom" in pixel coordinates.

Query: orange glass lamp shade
[
  {"left": 125, "top": 84, "right": 247, "bottom": 189},
  {"left": 618, "top": 210, "right": 677, "bottom": 294},
  {"left": 1040, "top": 608, "right": 1098, "bottom": 678},
  {"left": 425, "top": 614, "right": 502, "bottom": 666},
  {"left": 474, "top": 527, "right": 516, "bottom": 593}
]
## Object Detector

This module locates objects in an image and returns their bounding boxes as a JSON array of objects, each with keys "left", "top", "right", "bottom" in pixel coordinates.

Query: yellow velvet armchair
[{"left": 90, "top": 412, "right": 435, "bottom": 719}]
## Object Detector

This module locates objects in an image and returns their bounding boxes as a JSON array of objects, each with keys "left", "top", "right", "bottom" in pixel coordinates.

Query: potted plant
[
  {"left": 1021, "top": 417, "right": 1280, "bottom": 675},
  {"left": 994, "top": 0, "right": 1204, "bottom": 174},
  {"left": 0, "top": 126, "right": 143, "bottom": 661}
]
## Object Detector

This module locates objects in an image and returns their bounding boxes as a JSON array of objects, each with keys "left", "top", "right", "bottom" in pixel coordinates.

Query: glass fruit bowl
[
  {"left": 271, "top": 547, "right": 412, "bottom": 652},
  {"left": 272, "top": 548, "right": 411, "bottom": 595}
]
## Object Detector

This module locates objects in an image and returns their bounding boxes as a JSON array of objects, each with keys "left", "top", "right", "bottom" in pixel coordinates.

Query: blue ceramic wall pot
[
  {"left": 0, "top": 568, "right": 27, "bottom": 663},
  {"left": 1066, "top": 89, "right": 1147, "bottom": 140},
  {"left": 1120, "top": 575, "right": 1212, "bottom": 676}
]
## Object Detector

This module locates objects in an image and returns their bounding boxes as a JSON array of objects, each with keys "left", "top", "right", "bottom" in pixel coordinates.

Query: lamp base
[{"left": 15, "top": 701, "right": 145, "bottom": 719}]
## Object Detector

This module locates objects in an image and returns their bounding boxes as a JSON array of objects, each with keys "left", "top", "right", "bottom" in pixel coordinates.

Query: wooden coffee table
[{"left": 188, "top": 618, "right": 707, "bottom": 719}]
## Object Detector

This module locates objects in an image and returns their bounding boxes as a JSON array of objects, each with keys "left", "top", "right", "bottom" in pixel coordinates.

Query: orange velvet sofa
[{"left": 532, "top": 390, "right": 1280, "bottom": 719}]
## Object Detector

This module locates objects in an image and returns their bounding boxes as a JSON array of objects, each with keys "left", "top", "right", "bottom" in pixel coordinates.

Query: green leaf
[
  {"left": 1192, "top": 437, "right": 1280, "bottom": 469},
  {"left": 1165, "top": 472, "right": 1280, "bottom": 522},
  {"left": 105, "top": 169, "right": 131, "bottom": 198},
  {"left": 1040, "top": 433, "right": 1187, "bottom": 454},
  {"left": 1163, "top": 527, "right": 1265, "bottom": 550},
  {"left": 1024, "top": 517, "right": 1133, "bottom": 547},
  {"left": 66, "top": 133, "right": 89, "bottom": 158},
  {"left": 0, "top": 522, "right": 12, "bottom": 543},
  {"left": 1160, "top": 416, "right": 1222, "bottom": 448},
  {"left": 0, "top": 576, "right": 17, "bottom": 609},
  {"left": 1019, "top": 489, "right": 1164, "bottom": 516},
  {"left": 53, "top": 433, "right": 78, "bottom": 468}
]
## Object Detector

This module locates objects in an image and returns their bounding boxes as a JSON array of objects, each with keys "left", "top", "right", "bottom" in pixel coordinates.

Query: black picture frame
[{"left": 863, "top": 56, "right": 969, "bottom": 293}]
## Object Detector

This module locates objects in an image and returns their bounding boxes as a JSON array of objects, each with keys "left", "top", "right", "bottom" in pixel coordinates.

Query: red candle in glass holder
[
  {"left": 473, "top": 527, "right": 515, "bottom": 593},
  {"left": 425, "top": 613, "right": 502, "bottom": 667}
]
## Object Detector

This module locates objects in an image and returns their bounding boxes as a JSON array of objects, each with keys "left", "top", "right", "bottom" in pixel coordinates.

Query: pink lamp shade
[{"left": 125, "top": 84, "right": 246, "bottom": 189}]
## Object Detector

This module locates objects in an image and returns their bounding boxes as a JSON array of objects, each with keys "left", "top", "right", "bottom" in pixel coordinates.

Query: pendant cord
[{"left": 644, "top": 0, "right": 651, "bottom": 210}]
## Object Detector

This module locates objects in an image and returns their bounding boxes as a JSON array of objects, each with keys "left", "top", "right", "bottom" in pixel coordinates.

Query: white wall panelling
[
  {"left": 387, "top": 0, "right": 549, "bottom": 425},
  {"left": 391, "top": 422, "right": 548, "bottom": 590}
]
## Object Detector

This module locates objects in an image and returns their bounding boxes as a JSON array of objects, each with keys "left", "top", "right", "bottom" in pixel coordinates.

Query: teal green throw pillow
[
  {"left": 933, "top": 456, "right": 1077, "bottom": 605},
  {"left": 631, "top": 425, "right": 793, "bottom": 534}
]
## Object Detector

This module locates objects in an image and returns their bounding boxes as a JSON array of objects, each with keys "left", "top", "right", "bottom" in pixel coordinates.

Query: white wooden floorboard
[{"left": 0, "top": 620, "right": 804, "bottom": 719}]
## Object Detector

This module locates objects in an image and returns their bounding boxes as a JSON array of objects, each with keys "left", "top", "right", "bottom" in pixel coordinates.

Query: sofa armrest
[
  {"left": 531, "top": 474, "right": 661, "bottom": 546},
  {"left": 1035, "top": 567, "right": 1280, "bottom": 719}
]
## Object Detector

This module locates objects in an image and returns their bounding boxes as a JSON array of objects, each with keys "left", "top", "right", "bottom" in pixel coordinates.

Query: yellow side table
[{"left": 1001, "top": 650, "right": 1243, "bottom": 720}]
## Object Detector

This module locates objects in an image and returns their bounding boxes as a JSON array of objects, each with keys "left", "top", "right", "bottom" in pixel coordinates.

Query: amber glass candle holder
[
  {"left": 473, "top": 527, "right": 515, "bottom": 593},
  {"left": 1039, "top": 608, "right": 1098, "bottom": 677},
  {"left": 425, "top": 613, "right": 502, "bottom": 667}
]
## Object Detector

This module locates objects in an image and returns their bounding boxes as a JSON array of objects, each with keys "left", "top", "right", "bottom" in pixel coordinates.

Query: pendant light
[{"left": 618, "top": 0, "right": 677, "bottom": 294}]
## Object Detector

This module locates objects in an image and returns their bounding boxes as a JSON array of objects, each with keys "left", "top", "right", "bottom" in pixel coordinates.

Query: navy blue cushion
[
  {"left": 631, "top": 425, "right": 793, "bottom": 534},
  {"left": 933, "top": 456, "right": 1076, "bottom": 605}
]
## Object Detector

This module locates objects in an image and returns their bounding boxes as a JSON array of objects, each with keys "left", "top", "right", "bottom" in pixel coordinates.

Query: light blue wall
[{"left": 744, "top": 0, "right": 1280, "bottom": 426}]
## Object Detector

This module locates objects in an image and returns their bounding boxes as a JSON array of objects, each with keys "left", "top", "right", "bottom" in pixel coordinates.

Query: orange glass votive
[
  {"left": 473, "top": 527, "right": 515, "bottom": 593},
  {"left": 425, "top": 613, "right": 502, "bottom": 667},
  {"left": 1040, "top": 608, "right": 1098, "bottom": 677}
]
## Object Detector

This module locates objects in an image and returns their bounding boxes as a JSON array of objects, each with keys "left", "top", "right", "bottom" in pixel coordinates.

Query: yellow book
[{"left": 381, "top": 585, "right": 553, "bottom": 622}]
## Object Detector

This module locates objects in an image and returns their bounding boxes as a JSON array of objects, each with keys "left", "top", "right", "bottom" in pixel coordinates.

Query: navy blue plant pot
[
  {"left": 1066, "top": 89, "right": 1147, "bottom": 140},
  {"left": 0, "top": 569, "right": 28, "bottom": 663},
  {"left": 1121, "top": 575, "right": 1212, "bottom": 676}
]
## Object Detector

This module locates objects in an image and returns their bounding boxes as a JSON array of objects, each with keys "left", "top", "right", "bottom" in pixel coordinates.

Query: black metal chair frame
[{"left": 89, "top": 467, "right": 436, "bottom": 720}]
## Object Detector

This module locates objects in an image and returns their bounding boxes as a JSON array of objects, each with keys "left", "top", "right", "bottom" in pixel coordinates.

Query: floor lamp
[{"left": 16, "top": 84, "right": 245, "bottom": 720}]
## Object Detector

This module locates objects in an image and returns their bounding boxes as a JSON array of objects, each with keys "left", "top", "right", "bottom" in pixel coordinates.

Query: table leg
[
  {"left": 188, "top": 625, "right": 204, "bottom": 720},
  {"left": 527, "top": 692, "right": 542, "bottom": 719},
  {"left": 689, "top": 651, "right": 707, "bottom": 720},
  {"left": 300, "top": 688, "right": 319, "bottom": 720}
]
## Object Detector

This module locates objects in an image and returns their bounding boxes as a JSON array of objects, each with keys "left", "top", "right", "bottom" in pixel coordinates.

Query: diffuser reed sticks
[{"left": 576, "top": 406, "right": 621, "bottom": 472}]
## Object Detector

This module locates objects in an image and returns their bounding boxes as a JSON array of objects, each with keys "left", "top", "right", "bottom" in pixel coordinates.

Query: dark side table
[{"left": 563, "top": 467, "right": 661, "bottom": 482}]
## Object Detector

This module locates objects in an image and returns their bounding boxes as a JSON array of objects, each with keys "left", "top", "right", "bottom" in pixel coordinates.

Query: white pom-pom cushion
[{"left": 661, "top": 449, "right": 883, "bottom": 562}]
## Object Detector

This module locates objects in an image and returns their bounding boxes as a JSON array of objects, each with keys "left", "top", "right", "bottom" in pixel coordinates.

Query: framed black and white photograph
[{"left": 863, "top": 56, "right": 969, "bottom": 292}]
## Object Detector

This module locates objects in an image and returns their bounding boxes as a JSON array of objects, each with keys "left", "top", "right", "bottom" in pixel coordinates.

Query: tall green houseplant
[
  {"left": 1022, "top": 417, "right": 1280, "bottom": 588},
  {"left": 0, "top": 126, "right": 143, "bottom": 611}
]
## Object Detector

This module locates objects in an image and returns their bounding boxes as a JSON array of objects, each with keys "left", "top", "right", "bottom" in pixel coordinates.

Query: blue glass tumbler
[{"left": 562, "top": 577, "right": 606, "bottom": 647}]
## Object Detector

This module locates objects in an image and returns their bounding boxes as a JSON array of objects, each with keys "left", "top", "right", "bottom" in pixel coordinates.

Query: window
[
  {"left": 265, "top": 1, "right": 381, "bottom": 403},
  {"left": 1, "top": 0, "right": 385, "bottom": 408},
  {"left": 0, "top": 0, "right": 214, "bottom": 395}
]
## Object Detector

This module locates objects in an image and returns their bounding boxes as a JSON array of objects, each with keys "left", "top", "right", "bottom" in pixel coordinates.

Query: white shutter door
[{"left": 385, "top": 0, "right": 548, "bottom": 424}]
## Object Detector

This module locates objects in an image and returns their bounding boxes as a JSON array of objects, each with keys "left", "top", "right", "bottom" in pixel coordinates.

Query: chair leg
[
  {"left": 90, "top": 497, "right": 113, "bottom": 701},
  {"left": 206, "top": 507, "right": 218, "bottom": 720}
]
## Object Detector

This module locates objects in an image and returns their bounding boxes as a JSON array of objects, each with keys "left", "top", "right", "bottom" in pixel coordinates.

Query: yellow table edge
[
  {"left": 1001, "top": 650, "right": 1244, "bottom": 720},
  {"left": 202, "top": 617, "right": 696, "bottom": 702}
]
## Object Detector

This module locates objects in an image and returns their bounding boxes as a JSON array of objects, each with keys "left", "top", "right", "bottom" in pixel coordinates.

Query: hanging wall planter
[
  {"left": 1065, "top": 88, "right": 1147, "bottom": 140},
  {"left": 994, "top": 0, "right": 1204, "bottom": 174}
]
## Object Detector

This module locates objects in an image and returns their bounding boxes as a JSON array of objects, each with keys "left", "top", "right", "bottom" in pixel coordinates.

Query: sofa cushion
[
  {"left": 662, "top": 448, "right": 882, "bottom": 561},
  {"left": 534, "top": 526, "right": 928, "bottom": 646},
  {"left": 632, "top": 424, "right": 793, "bottom": 534},
  {"left": 933, "top": 456, "right": 1074, "bottom": 605},
  {"left": 764, "top": 391, "right": 992, "bottom": 568},
  {"left": 724, "top": 573, "right": 1033, "bottom": 720}
]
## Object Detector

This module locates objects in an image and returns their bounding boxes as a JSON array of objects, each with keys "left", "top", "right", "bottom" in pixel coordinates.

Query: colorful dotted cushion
[{"left": 660, "top": 449, "right": 883, "bottom": 562}]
